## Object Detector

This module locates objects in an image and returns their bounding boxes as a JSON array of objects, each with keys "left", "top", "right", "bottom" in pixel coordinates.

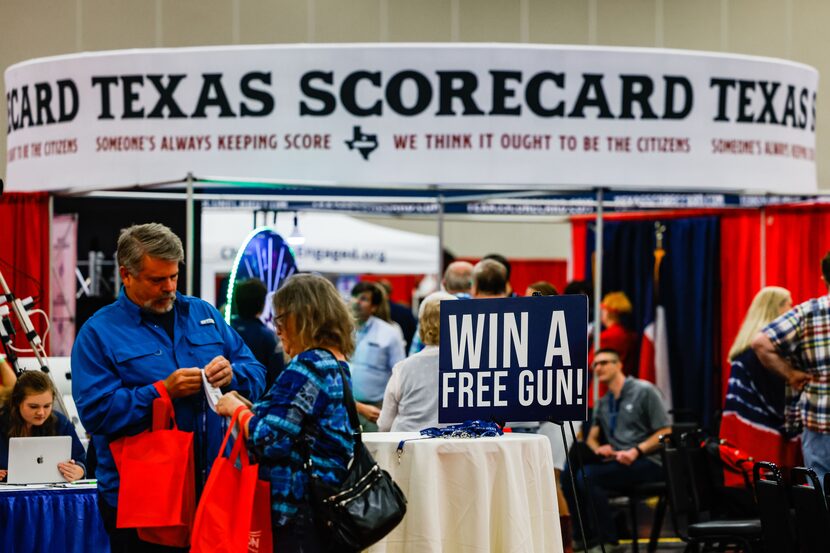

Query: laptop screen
[{"left": 7, "top": 436, "right": 72, "bottom": 484}]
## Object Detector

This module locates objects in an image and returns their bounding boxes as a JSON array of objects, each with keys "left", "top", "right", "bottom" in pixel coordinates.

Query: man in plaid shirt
[{"left": 753, "top": 253, "right": 830, "bottom": 482}]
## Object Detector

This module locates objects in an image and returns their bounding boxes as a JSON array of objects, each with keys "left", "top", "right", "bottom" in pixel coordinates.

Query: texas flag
[{"left": 639, "top": 305, "right": 673, "bottom": 410}]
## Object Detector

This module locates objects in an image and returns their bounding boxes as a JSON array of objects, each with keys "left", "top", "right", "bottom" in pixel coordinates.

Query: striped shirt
[
  {"left": 247, "top": 349, "right": 354, "bottom": 527},
  {"left": 763, "top": 295, "right": 830, "bottom": 434}
]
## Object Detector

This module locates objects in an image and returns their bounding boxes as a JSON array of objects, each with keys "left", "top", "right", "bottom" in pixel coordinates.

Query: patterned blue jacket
[{"left": 247, "top": 348, "right": 354, "bottom": 526}]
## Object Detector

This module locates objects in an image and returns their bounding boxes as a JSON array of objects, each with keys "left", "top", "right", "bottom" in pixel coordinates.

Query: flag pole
[{"left": 593, "top": 188, "right": 604, "bottom": 406}]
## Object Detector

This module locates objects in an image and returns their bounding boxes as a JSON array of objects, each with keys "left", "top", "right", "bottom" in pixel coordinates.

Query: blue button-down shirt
[
  {"left": 71, "top": 290, "right": 266, "bottom": 507},
  {"left": 350, "top": 316, "right": 405, "bottom": 403}
]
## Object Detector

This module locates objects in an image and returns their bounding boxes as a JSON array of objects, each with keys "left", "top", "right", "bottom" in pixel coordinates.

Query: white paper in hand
[{"left": 202, "top": 370, "right": 223, "bottom": 413}]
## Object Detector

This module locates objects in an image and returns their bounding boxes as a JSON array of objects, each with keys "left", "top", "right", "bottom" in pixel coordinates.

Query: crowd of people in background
[{"left": 2, "top": 221, "right": 829, "bottom": 553}]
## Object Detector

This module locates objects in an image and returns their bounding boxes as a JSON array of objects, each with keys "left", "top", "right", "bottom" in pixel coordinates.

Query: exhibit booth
[{"left": 1, "top": 43, "right": 821, "bottom": 553}]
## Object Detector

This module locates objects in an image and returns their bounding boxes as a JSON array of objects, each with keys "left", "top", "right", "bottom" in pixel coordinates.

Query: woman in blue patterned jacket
[{"left": 217, "top": 273, "right": 355, "bottom": 553}]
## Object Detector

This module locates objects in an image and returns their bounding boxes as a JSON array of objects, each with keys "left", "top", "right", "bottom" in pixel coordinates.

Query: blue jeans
[
  {"left": 802, "top": 428, "right": 830, "bottom": 485},
  {"left": 562, "top": 458, "right": 663, "bottom": 545}
]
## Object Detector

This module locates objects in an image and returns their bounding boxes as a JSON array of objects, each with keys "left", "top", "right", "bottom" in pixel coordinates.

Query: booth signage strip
[{"left": 5, "top": 44, "right": 818, "bottom": 193}]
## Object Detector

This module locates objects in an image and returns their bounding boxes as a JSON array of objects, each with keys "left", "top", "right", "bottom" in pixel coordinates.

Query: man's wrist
[{"left": 634, "top": 445, "right": 644, "bottom": 457}]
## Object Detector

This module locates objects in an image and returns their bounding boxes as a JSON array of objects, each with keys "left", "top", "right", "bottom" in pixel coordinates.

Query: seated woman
[
  {"left": 378, "top": 291, "right": 456, "bottom": 432},
  {"left": 217, "top": 274, "right": 356, "bottom": 553},
  {"left": 0, "top": 371, "right": 86, "bottom": 482}
]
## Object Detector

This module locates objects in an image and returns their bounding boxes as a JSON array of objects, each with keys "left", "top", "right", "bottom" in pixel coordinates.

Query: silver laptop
[{"left": 7, "top": 436, "right": 71, "bottom": 484}]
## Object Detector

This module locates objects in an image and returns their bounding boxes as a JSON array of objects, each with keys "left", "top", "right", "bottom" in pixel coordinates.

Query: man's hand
[
  {"left": 787, "top": 369, "right": 812, "bottom": 392},
  {"left": 0, "top": 469, "right": 6, "bottom": 481},
  {"left": 163, "top": 368, "right": 203, "bottom": 398},
  {"left": 616, "top": 448, "right": 640, "bottom": 466},
  {"left": 205, "top": 356, "right": 234, "bottom": 388},
  {"left": 356, "top": 402, "right": 381, "bottom": 423},
  {"left": 595, "top": 444, "right": 615, "bottom": 458}
]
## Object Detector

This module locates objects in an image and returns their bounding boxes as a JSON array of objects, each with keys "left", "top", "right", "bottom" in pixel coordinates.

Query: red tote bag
[
  {"left": 191, "top": 409, "right": 273, "bottom": 553},
  {"left": 111, "top": 381, "right": 196, "bottom": 547}
]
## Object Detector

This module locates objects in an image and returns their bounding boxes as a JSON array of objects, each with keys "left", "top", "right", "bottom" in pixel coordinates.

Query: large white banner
[{"left": 4, "top": 44, "right": 819, "bottom": 193}]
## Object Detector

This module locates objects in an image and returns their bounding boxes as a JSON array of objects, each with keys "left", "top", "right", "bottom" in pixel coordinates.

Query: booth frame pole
[
  {"left": 48, "top": 195, "right": 54, "bottom": 356},
  {"left": 185, "top": 172, "right": 194, "bottom": 296},
  {"left": 437, "top": 194, "right": 445, "bottom": 277},
  {"left": 593, "top": 187, "right": 604, "bottom": 406},
  {"left": 760, "top": 207, "right": 767, "bottom": 288}
]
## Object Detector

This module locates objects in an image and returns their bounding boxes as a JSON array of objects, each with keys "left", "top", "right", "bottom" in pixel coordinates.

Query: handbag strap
[
  {"left": 320, "top": 349, "right": 363, "bottom": 445},
  {"left": 299, "top": 349, "right": 363, "bottom": 471},
  {"left": 152, "top": 381, "right": 176, "bottom": 431}
]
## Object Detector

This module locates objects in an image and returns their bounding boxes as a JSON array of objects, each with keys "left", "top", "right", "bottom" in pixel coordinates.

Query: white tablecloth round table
[{"left": 363, "top": 432, "right": 562, "bottom": 553}]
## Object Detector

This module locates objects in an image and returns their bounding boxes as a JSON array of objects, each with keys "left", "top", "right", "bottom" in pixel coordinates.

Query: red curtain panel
[
  {"left": 765, "top": 204, "right": 830, "bottom": 304},
  {"left": 719, "top": 211, "right": 762, "bottom": 401},
  {"left": 0, "top": 192, "right": 51, "bottom": 353}
]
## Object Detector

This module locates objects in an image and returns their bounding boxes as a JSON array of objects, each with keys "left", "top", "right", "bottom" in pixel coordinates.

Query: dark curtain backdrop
[
  {"left": 54, "top": 196, "right": 201, "bottom": 333},
  {"left": 580, "top": 215, "right": 720, "bottom": 428},
  {"left": 0, "top": 192, "right": 50, "bottom": 352}
]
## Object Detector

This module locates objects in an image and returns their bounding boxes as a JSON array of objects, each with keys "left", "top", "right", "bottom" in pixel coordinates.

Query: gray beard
[{"left": 142, "top": 295, "right": 176, "bottom": 314}]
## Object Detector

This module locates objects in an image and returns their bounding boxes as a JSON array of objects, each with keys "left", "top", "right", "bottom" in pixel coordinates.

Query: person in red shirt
[{"left": 588, "top": 292, "right": 638, "bottom": 408}]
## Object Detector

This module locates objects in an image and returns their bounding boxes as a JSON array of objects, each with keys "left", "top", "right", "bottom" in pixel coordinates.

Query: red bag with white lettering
[
  {"left": 191, "top": 409, "right": 273, "bottom": 553},
  {"left": 111, "top": 381, "right": 196, "bottom": 547}
]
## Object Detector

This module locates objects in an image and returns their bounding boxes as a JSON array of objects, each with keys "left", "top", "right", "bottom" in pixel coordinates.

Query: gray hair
[
  {"left": 443, "top": 261, "right": 474, "bottom": 294},
  {"left": 117, "top": 223, "right": 184, "bottom": 275}
]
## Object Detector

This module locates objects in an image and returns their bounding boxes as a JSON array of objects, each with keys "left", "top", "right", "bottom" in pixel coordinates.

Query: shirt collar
[{"left": 117, "top": 288, "right": 190, "bottom": 324}]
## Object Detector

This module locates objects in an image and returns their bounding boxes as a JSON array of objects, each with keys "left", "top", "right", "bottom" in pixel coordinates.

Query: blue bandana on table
[{"left": 395, "top": 420, "right": 504, "bottom": 460}]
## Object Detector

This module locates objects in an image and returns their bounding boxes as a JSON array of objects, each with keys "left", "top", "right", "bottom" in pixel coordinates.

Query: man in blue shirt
[
  {"left": 71, "top": 223, "right": 265, "bottom": 552},
  {"left": 349, "top": 282, "right": 405, "bottom": 431}
]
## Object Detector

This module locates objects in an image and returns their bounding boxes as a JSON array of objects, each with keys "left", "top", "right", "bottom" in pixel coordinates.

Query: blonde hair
[
  {"left": 601, "top": 291, "right": 632, "bottom": 322},
  {"left": 728, "top": 286, "right": 792, "bottom": 361},
  {"left": 418, "top": 292, "right": 456, "bottom": 346},
  {"left": 274, "top": 274, "right": 355, "bottom": 357}
]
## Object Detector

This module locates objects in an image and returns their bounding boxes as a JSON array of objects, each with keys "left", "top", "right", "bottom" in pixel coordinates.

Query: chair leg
[
  {"left": 647, "top": 494, "right": 666, "bottom": 553},
  {"left": 628, "top": 495, "right": 639, "bottom": 553}
]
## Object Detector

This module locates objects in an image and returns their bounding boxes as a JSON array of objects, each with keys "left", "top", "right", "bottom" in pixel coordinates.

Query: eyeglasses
[
  {"left": 274, "top": 312, "right": 288, "bottom": 332},
  {"left": 592, "top": 359, "right": 619, "bottom": 369}
]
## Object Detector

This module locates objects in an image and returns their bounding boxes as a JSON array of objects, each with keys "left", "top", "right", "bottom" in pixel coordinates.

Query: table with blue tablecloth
[{"left": 0, "top": 483, "right": 109, "bottom": 553}]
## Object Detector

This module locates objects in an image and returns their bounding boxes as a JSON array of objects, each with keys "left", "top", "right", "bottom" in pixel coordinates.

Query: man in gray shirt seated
[{"left": 562, "top": 348, "right": 671, "bottom": 553}]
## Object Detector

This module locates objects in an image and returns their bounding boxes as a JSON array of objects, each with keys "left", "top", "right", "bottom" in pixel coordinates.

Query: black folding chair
[
  {"left": 752, "top": 462, "right": 797, "bottom": 553},
  {"left": 790, "top": 467, "right": 830, "bottom": 553},
  {"left": 608, "top": 480, "right": 667, "bottom": 553},
  {"left": 660, "top": 434, "right": 761, "bottom": 552}
]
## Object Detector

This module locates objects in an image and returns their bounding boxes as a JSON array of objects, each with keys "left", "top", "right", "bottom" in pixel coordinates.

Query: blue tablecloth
[{"left": 0, "top": 486, "right": 110, "bottom": 553}]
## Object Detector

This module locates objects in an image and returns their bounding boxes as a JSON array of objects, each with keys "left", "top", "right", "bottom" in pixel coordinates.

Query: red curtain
[
  {"left": 0, "top": 192, "right": 51, "bottom": 352},
  {"left": 719, "top": 211, "right": 762, "bottom": 401},
  {"left": 572, "top": 204, "right": 830, "bottom": 408},
  {"left": 571, "top": 220, "right": 588, "bottom": 281},
  {"left": 765, "top": 204, "right": 830, "bottom": 304}
]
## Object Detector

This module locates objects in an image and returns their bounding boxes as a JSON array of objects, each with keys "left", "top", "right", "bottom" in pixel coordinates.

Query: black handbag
[{"left": 304, "top": 359, "right": 407, "bottom": 550}]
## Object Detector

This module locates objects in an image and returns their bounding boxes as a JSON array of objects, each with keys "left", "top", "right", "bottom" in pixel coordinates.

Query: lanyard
[{"left": 608, "top": 395, "right": 619, "bottom": 437}]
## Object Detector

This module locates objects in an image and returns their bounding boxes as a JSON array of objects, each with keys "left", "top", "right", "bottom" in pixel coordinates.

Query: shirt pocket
[
  {"left": 365, "top": 342, "right": 390, "bottom": 372},
  {"left": 113, "top": 342, "right": 164, "bottom": 384},
  {"left": 186, "top": 331, "right": 225, "bottom": 366}
]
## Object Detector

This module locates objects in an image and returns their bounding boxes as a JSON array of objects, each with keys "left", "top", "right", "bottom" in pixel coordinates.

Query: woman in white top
[{"left": 378, "top": 291, "right": 456, "bottom": 432}]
